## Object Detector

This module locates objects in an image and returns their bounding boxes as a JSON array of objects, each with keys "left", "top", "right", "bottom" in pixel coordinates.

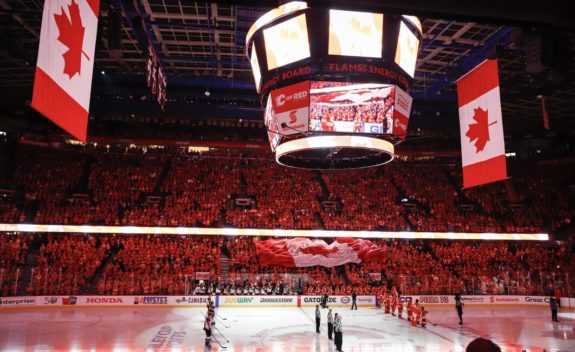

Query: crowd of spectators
[
  {"left": 28, "top": 234, "right": 111, "bottom": 295},
  {"left": 1, "top": 143, "right": 572, "bottom": 235},
  {"left": 99, "top": 235, "right": 221, "bottom": 295},
  {"left": 0, "top": 201, "right": 21, "bottom": 223},
  {"left": 503, "top": 163, "right": 574, "bottom": 232},
  {"left": 90, "top": 120, "right": 268, "bottom": 145},
  {"left": 225, "top": 157, "right": 323, "bottom": 229},
  {"left": 320, "top": 168, "right": 404, "bottom": 231},
  {"left": 89, "top": 152, "right": 167, "bottom": 226},
  {"left": 1, "top": 233, "right": 573, "bottom": 297},
  {"left": 0, "top": 141, "right": 574, "bottom": 297},
  {"left": 429, "top": 240, "right": 574, "bottom": 295},
  {"left": 162, "top": 152, "right": 241, "bottom": 227},
  {"left": 14, "top": 146, "right": 85, "bottom": 225},
  {"left": 0, "top": 234, "right": 30, "bottom": 296}
]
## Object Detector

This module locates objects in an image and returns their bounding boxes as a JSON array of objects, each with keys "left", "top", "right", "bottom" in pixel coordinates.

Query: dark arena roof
[{"left": 0, "top": 0, "right": 573, "bottom": 139}]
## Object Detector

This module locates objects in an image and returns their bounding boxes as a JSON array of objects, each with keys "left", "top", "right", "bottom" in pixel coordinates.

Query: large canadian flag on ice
[
  {"left": 255, "top": 238, "right": 385, "bottom": 267},
  {"left": 457, "top": 59, "right": 507, "bottom": 188},
  {"left": 32, "top": 0, "right": 100, "bottom": 143}
]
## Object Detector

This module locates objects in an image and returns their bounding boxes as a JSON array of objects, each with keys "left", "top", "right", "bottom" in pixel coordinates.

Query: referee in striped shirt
[
  {"left": 315, "top": 305, "right": 321, "bottom": 333},
  {"left": 334, "top": 313, "right": 343, "bottom": 352}
]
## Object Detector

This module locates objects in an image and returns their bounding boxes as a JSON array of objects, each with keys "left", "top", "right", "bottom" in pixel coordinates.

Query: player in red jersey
[
  {"left": 411, "top": 299, "right": 420, "bottom": 326},
  {"left": 390, "top": 287, "right": 397, "bottom": 316},
  {"left": 420, "top": 306, "right": 428, "bottom": 328},
  {"left": 396, "top": 294, "right": 403, "bottom": 318},
  {"left": 322, "top": 109, "right": 335, "bottom": 132},
  {"left": 406, "top": 297, "right": 412, "bottom": 322},
  {"left": 377, "top": 289, "right": 383, "bottom": 309}
]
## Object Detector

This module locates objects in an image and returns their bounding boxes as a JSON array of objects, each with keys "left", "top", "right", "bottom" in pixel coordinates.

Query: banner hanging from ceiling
[
  {"left": 32, "top": 0, "right": 100, "bottom": 142},
  {"left": 457, "top": 59, "right": 507, "bottom": 188}
]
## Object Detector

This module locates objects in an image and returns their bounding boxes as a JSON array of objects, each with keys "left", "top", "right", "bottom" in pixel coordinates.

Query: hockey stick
[
  {"left": 202, "top": 311, "right": 229, "bottom": 328},
  {"left": 216, "top": 315, "right": 231, "bottom": 328},
  {"left": 212, "top": 334, "right": 227, "bottom": 349},
  {"left": 214, "top": 326, "right": 230, "bottom": 342},
  {"left": 426, "top": 317, "right": 438, "bottom": 326},
  {"left": 216, "top": 311, "right": 227, "bottom": 320}
]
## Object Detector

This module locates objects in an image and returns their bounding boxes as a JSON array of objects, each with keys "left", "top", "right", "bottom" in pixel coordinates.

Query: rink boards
[{"left": 1, "top": 295, "right": 572, "bottom": 309}]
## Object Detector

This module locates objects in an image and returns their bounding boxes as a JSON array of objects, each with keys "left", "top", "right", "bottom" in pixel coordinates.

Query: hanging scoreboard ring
[
  {"left": 246, "top": 2, "right": 421, "bottom": 169},
  {"left": 275, "top": 135, "right": 395, "bottom": 169}
]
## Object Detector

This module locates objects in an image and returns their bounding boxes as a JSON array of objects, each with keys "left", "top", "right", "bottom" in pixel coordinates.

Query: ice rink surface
[{"left": 0, "top": 306, "right": 573, "bottom": 351}]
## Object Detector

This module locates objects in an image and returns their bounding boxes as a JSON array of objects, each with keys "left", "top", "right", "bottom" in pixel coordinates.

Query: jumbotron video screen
[
  {"left": 309, "top": 81, "right": 395, "bottom": 135},
  {"left": 264, "top": 80, "right": 413, "bottom": 151}
]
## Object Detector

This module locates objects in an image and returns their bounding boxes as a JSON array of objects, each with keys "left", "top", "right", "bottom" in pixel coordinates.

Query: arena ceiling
[{"left": 0, "top": 0, "right": 573, "bottom": 141}]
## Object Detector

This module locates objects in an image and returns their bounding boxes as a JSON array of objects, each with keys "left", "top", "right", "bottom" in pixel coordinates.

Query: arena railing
[{"left": 1, "top": 267, "right": 572, "bottom": 298}]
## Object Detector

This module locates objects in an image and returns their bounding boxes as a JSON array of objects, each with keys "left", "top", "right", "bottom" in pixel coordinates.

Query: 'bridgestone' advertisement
[{"left": 0, "top": 295, "right": 557, "bottom": 309}]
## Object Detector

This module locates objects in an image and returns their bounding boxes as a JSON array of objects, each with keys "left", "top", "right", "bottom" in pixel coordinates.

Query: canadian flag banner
[
  {"left": 457, "top": 59, "right": 507, "bottom": 188},
  {"left": 540, "top": 95, "right": 550, "bottom": 130},
  {"left": 392, "top": 85, "right": 413, "bottom": 140},
  {"left": 254, "top": 238, "right": 385, "bottom": 267},
  {"left": 32, "top": 0, "right": 100, "bottom": 142}
]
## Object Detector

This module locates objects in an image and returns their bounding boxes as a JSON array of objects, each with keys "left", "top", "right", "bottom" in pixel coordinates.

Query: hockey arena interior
[{"left": 0, "top": 0, "right": 574, "bottom": 351}]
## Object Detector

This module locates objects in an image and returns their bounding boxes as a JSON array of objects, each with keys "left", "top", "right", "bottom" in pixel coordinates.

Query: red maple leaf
[
  {"left": 54, "top": 0, "right": 88, "bottom": 78},
  {"left": 465, "top": 107, "right": 497, "bottom": 153},
  {"left": 289, "top": 110, "right": 297, "bottom": 123},
  {"left": 299, "top": 245, "right": 339, "bottom": 257}
]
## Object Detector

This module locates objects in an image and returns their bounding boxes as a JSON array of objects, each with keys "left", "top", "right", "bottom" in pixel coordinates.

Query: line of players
[
  {"left": 202, "top": 288, "right": 428, "bottom": 348},
  {"left": 195, "top": 281, "right": 293, "bottom": 296},
  {"left": 377, "top": 287, "right": 428, "bottom": 328},
  {"left": 203, "top": 296, "right": 216, "bottom": 347}
]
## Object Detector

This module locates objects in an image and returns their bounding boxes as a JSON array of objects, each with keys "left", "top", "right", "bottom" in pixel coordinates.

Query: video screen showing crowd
[{"left": 308, "top": 81, "right": 396, "bottom": 134}]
